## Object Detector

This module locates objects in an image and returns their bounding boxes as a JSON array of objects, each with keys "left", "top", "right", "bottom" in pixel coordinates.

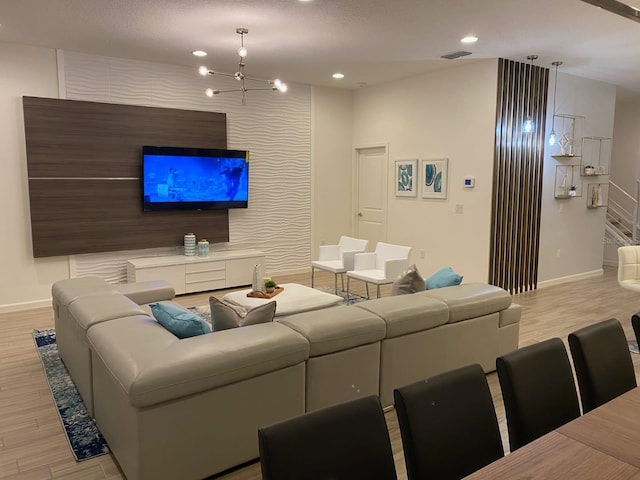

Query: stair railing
[{"left": 607, "top": 180, "right": 639, "bottom": 245}]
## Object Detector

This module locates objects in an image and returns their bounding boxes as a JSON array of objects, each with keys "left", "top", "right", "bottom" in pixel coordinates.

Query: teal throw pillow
[
  {"left": 150, "top": 302, "right": 211, "bottom": 339},
  {"left": 425, "top": 267, "right": 463, "bottom": 290}
]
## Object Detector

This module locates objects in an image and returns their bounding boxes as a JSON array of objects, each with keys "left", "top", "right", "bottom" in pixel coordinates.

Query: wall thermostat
[{"left": 464, "top": 176, "right": 476, "bottom": 188}]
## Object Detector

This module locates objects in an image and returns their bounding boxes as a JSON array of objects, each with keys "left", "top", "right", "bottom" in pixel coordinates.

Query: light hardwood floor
[{"left": 2, "top": 267, "right": 640, "bottom": 480}]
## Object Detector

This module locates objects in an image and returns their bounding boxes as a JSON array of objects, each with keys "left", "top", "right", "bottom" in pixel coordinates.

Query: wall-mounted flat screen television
[{"left": 142, "top": 146, "right": 249, "bottom": 211}]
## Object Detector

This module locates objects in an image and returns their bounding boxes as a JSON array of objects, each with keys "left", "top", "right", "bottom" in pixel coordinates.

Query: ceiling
[{"left": 1, "top": 0, "right": 640, "bottom": 95}]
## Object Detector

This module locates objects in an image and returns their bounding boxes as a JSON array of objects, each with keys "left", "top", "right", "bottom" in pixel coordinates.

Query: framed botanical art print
[
  {"left": 421, "top": 158, "right": 448, "bottom": 199},
  {"left": 395, "top": 159, "right": 418, "bottom": 197}
]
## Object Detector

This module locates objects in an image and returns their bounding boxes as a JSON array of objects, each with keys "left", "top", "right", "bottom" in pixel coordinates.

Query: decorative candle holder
[{"left": 197, "top": 239, "right": 210, "bottom": 257}]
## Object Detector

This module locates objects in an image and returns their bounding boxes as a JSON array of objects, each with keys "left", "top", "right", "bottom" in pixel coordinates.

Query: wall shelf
[
  {"left": 586, "top": 183, "right": 609, "bottom": 209},
  {"left": 580, "top": 136, "right": 611, "bottom": 177},
  {"left": 549, "top": 114, "right": 585, "bottom": 158},
  {"left": 554, "top": 165, "right": 582, "bottom": 198}
]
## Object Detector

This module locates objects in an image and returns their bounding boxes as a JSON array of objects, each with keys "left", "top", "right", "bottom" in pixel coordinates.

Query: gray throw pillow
[
  {"left": 392, "top": 264, "right": 425, "bottom": 295},
  {"left": 209, "top": 296, "right": 276, "bottom": 331}
]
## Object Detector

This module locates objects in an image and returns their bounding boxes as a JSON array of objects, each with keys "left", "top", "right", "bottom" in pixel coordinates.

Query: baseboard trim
[
  {"left": 537, "top": 269, "right": 604, "bottom": 289},
  {"left": 0, "top": 298, "right": 51, "bottom": 314}
]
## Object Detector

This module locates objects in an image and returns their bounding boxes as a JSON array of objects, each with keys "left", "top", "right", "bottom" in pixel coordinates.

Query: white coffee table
[{"left": 222, "top": 283, "right": 343, "bottom": 317}]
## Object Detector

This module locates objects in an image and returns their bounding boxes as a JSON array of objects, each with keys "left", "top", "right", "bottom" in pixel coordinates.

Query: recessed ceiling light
[
  {"left": 192, "top": 50, "right": 208, "bottom": 57},
  {"left": 332, "top": 72, "right": 345, "bottom": 79},
  {"left": 461, "top": 35, "right": 478, "bottom": 44}
]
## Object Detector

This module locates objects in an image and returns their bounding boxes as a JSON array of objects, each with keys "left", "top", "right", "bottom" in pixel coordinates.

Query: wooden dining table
[{"left": 466, "top": 387, "right": 640, "bottom": 479}]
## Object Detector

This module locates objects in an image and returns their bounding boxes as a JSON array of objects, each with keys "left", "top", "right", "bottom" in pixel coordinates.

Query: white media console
[{"left": 126, "top": 249, "right": 265, "bottom": 295}]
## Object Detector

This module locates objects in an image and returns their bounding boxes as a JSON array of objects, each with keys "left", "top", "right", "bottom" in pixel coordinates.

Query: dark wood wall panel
[
  {"left": 28, "top": 179, "right": 229, "bottom": 257},
  {"left": 22, "top": 97, "right": 229, "bottom": 258},
  {"left": 23, "top": 97, "right": 227, "bottom": 178},
  {"left": 490, "top": 59, "right": 548, "bottom": 294}
]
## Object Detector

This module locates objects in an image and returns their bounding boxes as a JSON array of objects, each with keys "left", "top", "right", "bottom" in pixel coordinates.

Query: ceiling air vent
[{"left": 440, "top": 51, "right": 472, "bottom": 60}]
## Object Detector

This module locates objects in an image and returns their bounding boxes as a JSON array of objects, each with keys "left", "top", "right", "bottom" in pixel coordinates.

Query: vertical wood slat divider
[{"left": 490, "top": 59, "right": 548, "bottom": 294}]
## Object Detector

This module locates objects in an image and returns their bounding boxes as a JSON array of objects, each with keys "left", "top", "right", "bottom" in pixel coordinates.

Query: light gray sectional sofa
[{"left": 51, "top": 276, "right": 520, "bottom": 480}]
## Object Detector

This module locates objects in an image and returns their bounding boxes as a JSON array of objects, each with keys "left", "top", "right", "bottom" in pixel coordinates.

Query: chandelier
[{"left": 198, "top": 27, "right": 288, "bottom": 105}]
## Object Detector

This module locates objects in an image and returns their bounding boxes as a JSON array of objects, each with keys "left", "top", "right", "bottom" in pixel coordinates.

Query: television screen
[{"left": 142, "top": 146, "right": 249, "bottom": 211}]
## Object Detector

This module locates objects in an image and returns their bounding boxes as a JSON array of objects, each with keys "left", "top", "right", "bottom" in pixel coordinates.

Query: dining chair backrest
[
  {"left": 496, "top": 338, "right": 580, "bottom": 451},
  {"left": 568, "top": 318, "right": 637, "bottom": 413},
  {"left": 394, "top": 364, "right": 504, "bottom": 480},
  {"left": 258, "top": 395, "right": 397, "bottom": 480}
]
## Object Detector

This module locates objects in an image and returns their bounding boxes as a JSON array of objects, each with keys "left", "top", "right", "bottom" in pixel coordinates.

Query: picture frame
[
  {"left": 421, "top": 158, "right": 448, "bottom": 199},
  {"left": 394, "top": 159, "right": 418, "bottom": 197}
]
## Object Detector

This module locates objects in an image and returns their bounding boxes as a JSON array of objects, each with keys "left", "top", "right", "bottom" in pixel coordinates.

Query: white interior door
[{"left": 355, "top": 146, "right": 388, "bottom": 248}]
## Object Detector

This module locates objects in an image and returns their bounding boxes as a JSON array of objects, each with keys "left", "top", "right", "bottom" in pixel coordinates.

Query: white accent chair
[
  {"left": 618, "top": 245, "right": 640, "bottom": 292},
  {"left": 617, "top": 245, "right": 640, "bottom": 352},
  {"left": 311, "top": 236, "right": 369, "bottom": 294},
  {"left": 347, "top": 242, "right": 412, "bottom": 299}
]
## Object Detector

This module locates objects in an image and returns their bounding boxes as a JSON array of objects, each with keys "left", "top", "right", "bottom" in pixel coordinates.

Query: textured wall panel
[{"left": 62, "top": 51, "right": 312, "bottom": 278}]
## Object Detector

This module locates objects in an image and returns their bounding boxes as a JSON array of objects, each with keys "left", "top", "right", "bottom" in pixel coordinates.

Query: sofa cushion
[
  {"left": 150, "top": 302, "right": 211, "bottom": 338},
  {"left": 392, "top": 264, "right": 425, "bottom": 295},
  {"left": 355, "top": 295, "right": 449, "bottom": 338},
  {"left": 68, "top": 292, "right": 146, "bottom": 331},
  {"left": 209, "top": 296, "right": 276, "bottom": 331},
  {"left": 425, "top": 266, "right": 463, "bottom": 290},
  {"left": 419, "top": 282, "right": 512, "bottom": 323},
  {"left": 87, "top": 318, "right": 310, "bottom": 407},
  {"left": 278, "top": 305, "right": 386, "bottom": 356}
]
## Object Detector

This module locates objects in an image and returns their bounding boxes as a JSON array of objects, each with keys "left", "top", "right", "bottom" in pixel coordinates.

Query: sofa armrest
[
  {"left": 342, "top": 250, "right": 360, "bottom": 271},
  {"left": 318, "top": 244, "right": 340, "bottom": 261},
  {"left": 353, "top": 252, "right": 376, "bottom": 270},
  {"left": 116, "top": 280, "right": 175, "bottom": 305}
]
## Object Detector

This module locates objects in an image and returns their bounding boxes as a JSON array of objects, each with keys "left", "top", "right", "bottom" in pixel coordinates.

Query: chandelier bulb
[
  {"left": 238, "top": 46, "right": 248, "bottom": 58},
  {"left": 205, "top": 88, "right": 214, "bottom": 97},
  {"left": 198, "top": 66, "right": 210, "bottom": 76},
  {"left": 278, "top": 83, "right": 288, "bottom": 93},
  {"left": 273, "top": 78, "right": 282, "bottom": 88},
  {"left": 522, "top": 118, "right": 534, "bottom": 134}
]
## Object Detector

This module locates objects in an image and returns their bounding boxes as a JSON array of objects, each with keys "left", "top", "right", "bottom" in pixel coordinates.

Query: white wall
[
  {"left": 610, "top": 95, "right": 640, "bottom": 197},
  {"left": 538, "top": 72, "right": 616, "bottom": 283},
  {"left": 0, "top": 43, "right": 69, "bottom": 312},
  {"left": 351, "top": 60, "right": 499, "bottom": 282},
  {"left": 603, "top": 93, "right": 640, "bottom": 265},
  {"left": 311, "top": 87, "right": 354, "bottom": 256}
]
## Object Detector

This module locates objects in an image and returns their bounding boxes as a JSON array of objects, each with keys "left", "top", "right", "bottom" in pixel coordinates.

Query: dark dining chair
[
  {"left": 569, "top": 318, "right": 637, "bottom": 413},
  {"left": 496, "top": 338, "right": 580, "bottom": 451},
  {"left": 258, "top": 395, "right": 397, "bottom": 480},
  {"left": 394, "top": 364, "right": 504, "bottom": 480},
  {"left": 631, "top": 313, "right": 640, "bottom": 353}
]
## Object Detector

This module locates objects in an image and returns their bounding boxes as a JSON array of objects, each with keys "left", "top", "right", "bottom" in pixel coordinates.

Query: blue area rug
[{"left": 33, "top": 329, "right": 110, "bottom": 461}]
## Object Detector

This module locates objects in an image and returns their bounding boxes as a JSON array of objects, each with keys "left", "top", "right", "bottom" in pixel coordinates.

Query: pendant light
[
  {"left": 548, "top": 61, "right": 563, "bottom": 146},
  {"left": 198, "top": 28, "right": 287, "bottom": 106},
  {"left": 522, "top": 55, "right": 538, "bottom": 134}
]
